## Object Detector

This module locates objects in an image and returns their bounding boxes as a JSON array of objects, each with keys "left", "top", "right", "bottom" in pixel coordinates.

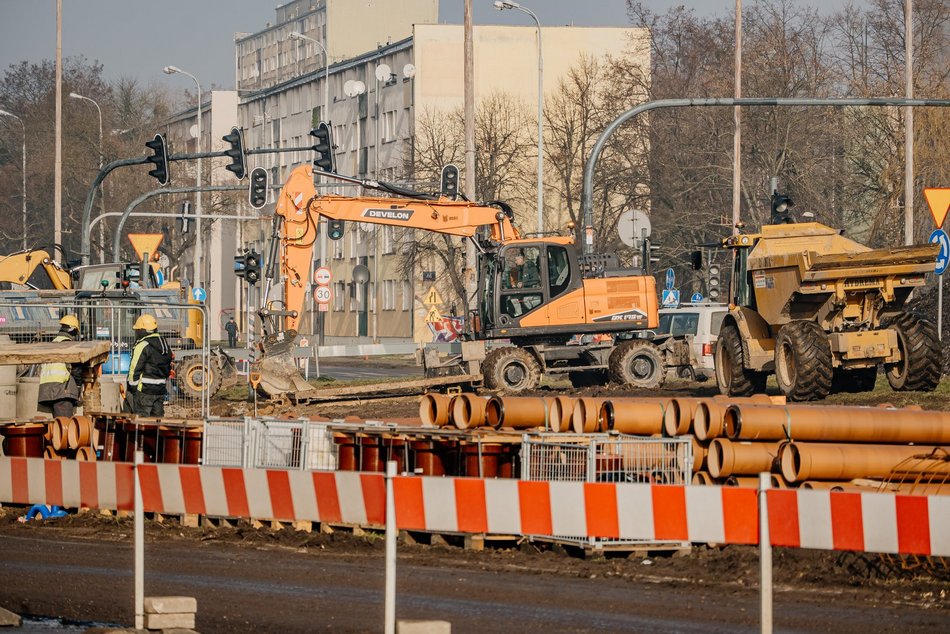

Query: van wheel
[
  {"left": 715, "top": 324, "right": 767, "bottom": 396},
  {"left": 608, "top": 340, "right": 666, "bottom": 389},
  {"left": 774, "top": 320, "right": 833, "bottom": 401},
  {"left": 483, "top": 347, "right": 541, "bottom": 393},
  {"left": 882, "top": 312, "right": 941, "bottom": 391}
]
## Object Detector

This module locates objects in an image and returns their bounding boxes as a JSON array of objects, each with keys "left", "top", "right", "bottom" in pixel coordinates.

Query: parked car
[{"left": 657, "top": 303, "right": 728, "bottom": 381}]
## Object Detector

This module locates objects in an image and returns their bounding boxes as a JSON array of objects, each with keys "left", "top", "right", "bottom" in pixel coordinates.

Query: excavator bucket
[{"left": 252, "top": 329, "right": 312, "bottom": 397}]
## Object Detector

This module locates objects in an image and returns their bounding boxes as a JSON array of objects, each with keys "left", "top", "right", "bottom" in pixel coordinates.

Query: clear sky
[{"left": 0, "top": 1, "right": 855, "bottom": 91}]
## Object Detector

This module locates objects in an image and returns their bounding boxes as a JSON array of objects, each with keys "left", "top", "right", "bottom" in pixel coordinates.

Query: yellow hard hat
[
  {"left": 133, "top": 314, "right": 158, "bottom": 331},
  {"left": 59, "top": 315, "right": 79, "bottom": 330}
]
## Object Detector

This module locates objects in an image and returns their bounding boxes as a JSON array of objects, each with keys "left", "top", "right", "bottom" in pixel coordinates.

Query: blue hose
[{"left": 25, "top": 505, "right": 68, "bottom": 521}]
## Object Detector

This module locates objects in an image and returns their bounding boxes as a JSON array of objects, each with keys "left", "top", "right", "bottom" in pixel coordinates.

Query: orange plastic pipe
[
  {"left": 451, "top": 394, "right": 490, "bottom": 430},
  {"left": 662, "top": 397, "right": 703, "bottom": 437},
  {"left": 707, "top": 438, "right": 781, "bottom": 478},
  {"left": 600, "top": 400, "right": 666, "bottom": 435},
  {"left": 550, "top": 396, "right": 575, "bottom": 432},
  {"left": 486, "top": 396, "right": 556, "bottom": 429},
  {"left": 780, "top": 442, "right": 947, "bottom": 483},
  {"left": 691, "top": 437, "right": 707, "bottom": 472},
  {"left": 76, "top": 446, "right": 96, "bottom": 461},
  {"left": 725, "top": 476, "right": 760, "bottom": 487},
  {"left": 419, "top": 393, "right": 454, "bottom": 427},
  {"left": 725, "top": 403, "right": 950, "bottom": 444},
  {"left": 691, "top": 471, "right": 715, "bottom": 485},
  {"left": 571, "top": 397, "right": 609, "bottom": 434},
  {"left": 67, "top": 415, "right": 94, "bottom": 449},
  {"left": 51, "top": 416, "right": 70, "bottom": 452}
]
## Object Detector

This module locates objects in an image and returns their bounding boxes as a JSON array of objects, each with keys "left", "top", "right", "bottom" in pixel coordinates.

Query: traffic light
[
  {"left": 770, "top": 190, "right": 794, "bottom": 224},
  {"left": 642, "top": 238, "right": 661, "bottom": 275},
  {"left": 245, "top": 250, "right": 261, "bottom": 285},
  {"left": 234, "top": 253, "right": 247, "bottom": 279},
  {"left": 707, "top": 263, "right": 722, "bottom": 300},
  {"left": 145, "top": 133, "right": 170, "bottom": 185},
  {"left": 310, "top": 121, "right": 336, "bottom": 173},
  {"left": 223, "top": 126, "right": 247, "bottom": 180},
  {"left": 440, "top": 163, "right": 460, "bottom": 199},
  {"left": 327, "top": 218, "right": 345, "bottom": 241},
  {"left": 248, "top": 167, "right": 268, "bottom": 209}
]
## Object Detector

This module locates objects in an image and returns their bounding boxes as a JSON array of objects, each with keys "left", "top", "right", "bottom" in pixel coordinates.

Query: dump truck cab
[{"left": 717, "top": 219, "right": 941, "bottom": 401}]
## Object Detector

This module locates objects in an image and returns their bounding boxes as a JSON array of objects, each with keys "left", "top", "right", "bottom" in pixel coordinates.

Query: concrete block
[
  {"left": 144, "top": 612, "right": 195, "bottom": 630},
  {"left": 144, "top": 596, "right": 197, "bottom": 614},
  {"left": 396, "top": 619, "right": 452, "bottom": 634},
  {"left": 0, "top": 606, "right": 22, "bottom": 627}
]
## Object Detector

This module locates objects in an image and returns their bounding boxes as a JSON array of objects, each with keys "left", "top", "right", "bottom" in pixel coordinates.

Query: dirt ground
[{"left": 0, "top": 508, "right": 946, "bottom": 632}]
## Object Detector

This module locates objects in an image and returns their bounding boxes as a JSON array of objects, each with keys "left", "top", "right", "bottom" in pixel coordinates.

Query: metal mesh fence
[
  {"left": 521, "top": 433, "right": 693, "bottom": 549},
  {"left": 202, "top": 416, "right": 340, "bottom": 471},
  {"left": 0, "top": 296, "right": 209, "bottom": 416}
]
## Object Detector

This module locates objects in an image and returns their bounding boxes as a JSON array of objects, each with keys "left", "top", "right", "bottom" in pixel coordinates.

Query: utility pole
[
  {"left": 904, "top": 0, "right": 914, "bottom": 245},
  {"left": 54, "top": 0, "right": 63, "bottom": 249},
  {"left": 732, "top": 0, "right": 742, "bottom": 233},
  {"left": 463, "top": 0, "right": 477, "bottom": 306}
]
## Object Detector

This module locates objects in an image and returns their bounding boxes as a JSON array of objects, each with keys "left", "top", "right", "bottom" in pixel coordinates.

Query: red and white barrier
[{"left": 1, "top": 456, "right": 946, "bottom": 557}]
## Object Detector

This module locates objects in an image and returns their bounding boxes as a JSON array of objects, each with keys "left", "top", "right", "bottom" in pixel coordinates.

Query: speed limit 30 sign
[{"left": 315, "top": 286, "right": 332, "bottom": 304}]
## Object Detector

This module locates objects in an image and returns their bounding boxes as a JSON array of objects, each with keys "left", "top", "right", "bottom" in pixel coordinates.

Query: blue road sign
[
  {"left": 930, "top": 229, "right": 949, "bottom": 275},
  {"left": 691, "top": 292, "right": 704, "bottom": 303},
  {"left": 665, "top": 267, "right": 675, "bottom": 290},
  {"left": 155, "top": 270, "right": 165, "bottom": 287},
  {"left": 662, "top": 289, "right": 680, "bottom": 307},
  {"left": 192, "top": 287, "right": 207, "bottom": 302}
]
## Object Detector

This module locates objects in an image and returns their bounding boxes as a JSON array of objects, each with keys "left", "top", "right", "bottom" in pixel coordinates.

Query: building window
[
  {"left": 333, "top": 281, "right": 344, "bottom": 311},
  {"left": 401, "top": 281, "right": 412, "bottom": 311},
  {"left": 349, "top": 283, "right": 359, "bottom": 312},
  {"left": 368, "top": 282, "right": 376, "bottom": 312},
  {"left": 382, "top": 110, "right": 397, "bottom": 143},
  {"left": 382, "top": 226, "right": 395, "bottom": 254},
  {"left": 383, "top": 280, "right": 396, "bottom": 310}
]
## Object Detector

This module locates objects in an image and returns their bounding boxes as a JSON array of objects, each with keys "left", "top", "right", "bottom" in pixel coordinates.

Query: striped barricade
[{"left": 0, "top": 456, "right": 946, "bottom": 557}]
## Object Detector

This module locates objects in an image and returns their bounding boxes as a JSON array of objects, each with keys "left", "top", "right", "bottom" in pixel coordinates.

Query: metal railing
[{"left": 202, "top": 416, "right": 338, "bottom": 471}]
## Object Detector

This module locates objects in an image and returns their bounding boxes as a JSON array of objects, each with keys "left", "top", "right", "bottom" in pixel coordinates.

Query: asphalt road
[{"left": 0, "top": 530, "right": 946, "bottom": 633}]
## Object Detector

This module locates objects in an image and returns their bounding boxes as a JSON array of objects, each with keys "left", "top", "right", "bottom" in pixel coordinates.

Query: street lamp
[
  {"left": 289, "top": 31, "right": 330, "bottom": 120},
  {"left": 494, "top": 0, "right": 544, "bottom": 234},
  {"left": 0, "top": 109, "right": 26, "bottom": 251},
  {"left": 163, "top": 65, "right": 204, "bottom": 287},
  {"left": 69, "top": 92, "right": 105, "bottom": 262}
]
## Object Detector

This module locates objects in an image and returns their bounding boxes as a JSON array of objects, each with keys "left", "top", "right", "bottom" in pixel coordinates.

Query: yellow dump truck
[{"left": 716, "top": 221, "right": 941, "bottom": 401}]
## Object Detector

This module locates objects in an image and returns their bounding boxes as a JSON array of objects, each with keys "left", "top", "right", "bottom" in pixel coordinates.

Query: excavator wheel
[
  {"left": 568, "top": 370, "right": 608, "bottom": 388},
  {"left": 483, "top": 347, "right": 541, "bottom": 393},
  {"left": 715, "top": 324, "right": 767, "bottom": 397},
  {"left": 831, "top": 367, "right": 878, "bottom": 394},
  {"left": 176, "top": 355, "right": 223, "bottom": 400},
  {"left": 775, "top": 320, "right": 833, "bottom": 401},
  {"left": 882, "top": 312, "right": 941, "bottom": 392},
  {"left": 608, "top": 340, "right": 666, "bottom": 389}
]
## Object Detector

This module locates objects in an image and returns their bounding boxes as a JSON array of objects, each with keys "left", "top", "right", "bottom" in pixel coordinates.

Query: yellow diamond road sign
[
  {"left": 425, "top": 306, "right": 443, "bottom": 323},
  {"left": 924, "top": 188, "right": 950, "bottom": 229},
  {"left": 423, "top": 286, "right": 443, "bottom": 306},
  {"left": 127, "top": 233, "right": 164, "bottom": 261}
]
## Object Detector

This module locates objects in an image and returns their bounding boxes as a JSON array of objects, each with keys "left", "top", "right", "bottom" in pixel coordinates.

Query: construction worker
[
  {"left": 37, "top": 315, "right": 84, "bottom": 417},
  {"left": 126, "top": 314, "right": 172, "bottom": 417}
]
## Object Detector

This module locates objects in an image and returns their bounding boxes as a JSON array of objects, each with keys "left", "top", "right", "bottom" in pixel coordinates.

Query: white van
[{"left": 657, "top": 303, "right": 728, "bottom": 380}]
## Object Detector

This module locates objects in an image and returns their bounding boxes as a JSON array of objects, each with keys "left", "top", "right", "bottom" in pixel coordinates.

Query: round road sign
[
  {"left": 617, "top": 209, "right": 651, "bottom": 248},
  {"left": 315, "top": 286, "right": 332, "bottom": 304},
  {"left": 315, "top": 266, "right": 332, "bottom": 286},
  {"left": 930, "top": 229, "right": 949, "bottom": 275}
]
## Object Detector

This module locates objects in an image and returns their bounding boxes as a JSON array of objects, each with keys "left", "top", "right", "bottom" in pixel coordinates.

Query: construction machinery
[
  {"left": 0, "top": 250, "right": 72, "bottom": 290},
  {"left": 253, "top": 162, "right": 689, "bottom": 398},
  {"left": 716, "top": 197, "right": 942, "bottom": 401}
]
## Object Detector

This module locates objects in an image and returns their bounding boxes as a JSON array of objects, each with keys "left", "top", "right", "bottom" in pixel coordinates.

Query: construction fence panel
[
  {"left": 0, "top": 297, "right": 209, "bottom": 417},
  {"left": 520, "top": 433, "right": 693, "bottom": 549},
  {"left": 201, "top": 417, "right": 339, "bottom": 471}
]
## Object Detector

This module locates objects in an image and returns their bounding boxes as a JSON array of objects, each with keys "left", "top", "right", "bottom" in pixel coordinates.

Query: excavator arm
[
  {"left": 274, "top": 164, "right": 519, "bottom": 332},
  {"left": 0, "top": 250, "right": 72, "bottom": 290}
]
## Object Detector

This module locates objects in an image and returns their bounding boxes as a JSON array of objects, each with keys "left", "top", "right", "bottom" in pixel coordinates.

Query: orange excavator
[{"left": 253, "top": 162, "right": 682, "bottom": 398}]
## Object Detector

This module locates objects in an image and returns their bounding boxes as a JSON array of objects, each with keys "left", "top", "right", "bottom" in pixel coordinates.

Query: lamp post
[
  {"left": 494, "top": 0, "right": 544, "bottom": 234},
  {"left": 0, "top": 109, "right": 26, "bottom": 251},
  {"left": 289, "top": 31, "right": 330, "bottom": 119},
  {"left": 69, "top": 92, "right": 105, "bottom": 262},
  {"left": 163, "top": 65, "right": 203, "bottom": 287}
]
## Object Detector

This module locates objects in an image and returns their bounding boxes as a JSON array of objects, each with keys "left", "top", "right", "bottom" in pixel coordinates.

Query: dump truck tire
[
  {"left": 775, "top": 320, "right": 833, "bottom": 401},
  {"left": 715, "top": 324, "right": 767, "bottom": 396},
  {"left": 483, "top": 347, "right": 541, "bottom": 393},
  {"left": 831, "top": 367, "right": 878, "bottom": 394},
  {"left": 568, "top": 370, "right": 608, "bottom": 388},
  {"left": 608, "top": 340, "right": 666, "bottom": 389},
  {"left": 177, "top": 355, "right": 222, "bottom": 400},
  {"left": 882, "top": 312, "right": 941, "bottom": 392}
]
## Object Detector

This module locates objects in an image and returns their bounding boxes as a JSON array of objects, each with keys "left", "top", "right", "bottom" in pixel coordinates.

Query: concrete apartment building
[{"left": 164, "top": 0, "right": 647, "bottom": 344}]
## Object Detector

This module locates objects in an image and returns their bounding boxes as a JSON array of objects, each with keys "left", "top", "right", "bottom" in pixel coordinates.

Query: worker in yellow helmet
[
  {"left": 125, "top": 314, "right": 172, "bottom": 416},
  {"left": 38, "top": 315, "right": 83, "bottom": 417}
]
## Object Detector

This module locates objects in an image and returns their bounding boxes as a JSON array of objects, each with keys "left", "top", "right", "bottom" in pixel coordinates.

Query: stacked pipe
[{"left": 42, "top": 416, "right": 97, "bottom": 461}]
